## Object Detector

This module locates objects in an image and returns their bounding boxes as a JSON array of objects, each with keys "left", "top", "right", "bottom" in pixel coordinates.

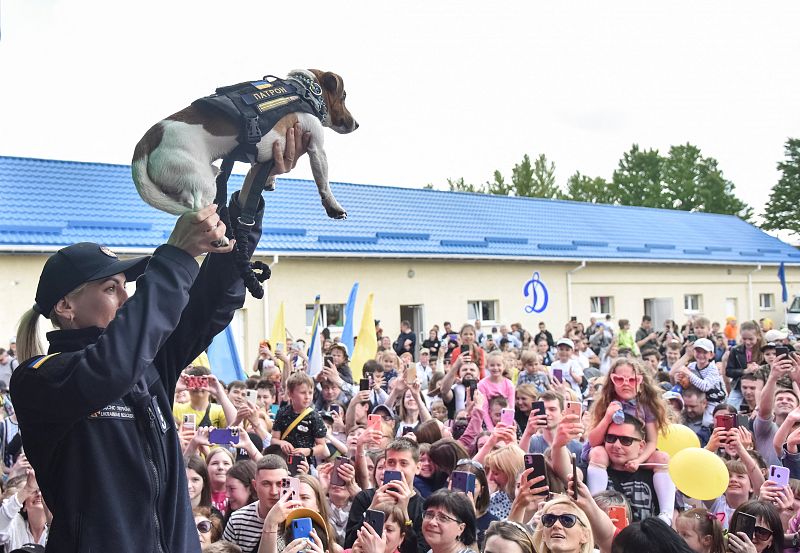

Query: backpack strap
[
  {"left": 198, "top": 403, "right": 213, "bottom": 428},
  {"left": 280, "top": 407, "right": 313, "bottom": 441}
]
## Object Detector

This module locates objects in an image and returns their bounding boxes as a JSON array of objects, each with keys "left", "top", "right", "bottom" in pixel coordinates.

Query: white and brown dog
[{"left": 132, "top": 69, "right": 357, "bottom": 219}]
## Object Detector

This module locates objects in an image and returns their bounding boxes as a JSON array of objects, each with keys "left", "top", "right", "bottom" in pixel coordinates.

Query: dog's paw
[{"left": 325, "top": 206, "right": 348, "bottom": 220}]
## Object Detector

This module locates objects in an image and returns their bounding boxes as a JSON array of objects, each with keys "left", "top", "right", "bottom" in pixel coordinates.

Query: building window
[
  {"left": 759, "top": 293, "right": 774, "bottom": 310},
  {"left": 590, "top": 296, "right": 613, "bottom": 316},
  {"left": 305, "top": 303, "right": 345, "bottom": 328},
  {"left": 468, "top": 300, "right": 498, "bottom": 323},
  {"left": 684, "top": 294, "right": 702, "bottom": 313}
]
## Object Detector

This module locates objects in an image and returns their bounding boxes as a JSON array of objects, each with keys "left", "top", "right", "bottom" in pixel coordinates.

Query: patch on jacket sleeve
[{"left": 88, "top": 399, "right": 135, "bottom": 421}]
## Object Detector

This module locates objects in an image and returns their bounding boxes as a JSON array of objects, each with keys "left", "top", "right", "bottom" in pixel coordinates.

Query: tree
[
  {"left": 612, "top": 144, "right": 665, "bottom": 208},
  {"left": 762, "top": 138, "right": 800, "bottom": 237},
  {"left": 565, "top": 172, "right": 616, "bottom": 204},
  {"left": 486, "top": 153, "right": 562, "bottom": 199},
  {"left": 446, "top": 177, "right": 484, "bottom": 193}
]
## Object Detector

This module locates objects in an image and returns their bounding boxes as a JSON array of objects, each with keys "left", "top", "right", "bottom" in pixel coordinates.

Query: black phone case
[
  {"left": 365, "top": 509, "right": 385, "bottom": 537},
  {"left": 524, "top": 453, "right": 547, "bottom": 482}
]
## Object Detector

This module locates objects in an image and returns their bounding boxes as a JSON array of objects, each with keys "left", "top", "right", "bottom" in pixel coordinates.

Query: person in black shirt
[
  {"left": 535, "top": 322, "right": 555, "bottom": 348},
  {"left": 394, "top": 320, "right": 417, "bottom": 361},
  {"left": 271, "top": 372, "right": 327, "bottom": 461}
]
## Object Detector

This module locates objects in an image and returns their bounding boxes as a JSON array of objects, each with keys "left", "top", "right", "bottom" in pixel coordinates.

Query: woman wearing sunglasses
[
  {"left": 421, "top": 489, "right": 477, "bottom": 553},
  {"left": 532, "top": 496, "right": 593, "bottom": 553},
  {"left": 728, "top": 501, "right": 784, "bottom": 553},
  {"left": 193, "top": 506, "right": 223, "bottom": 549}
]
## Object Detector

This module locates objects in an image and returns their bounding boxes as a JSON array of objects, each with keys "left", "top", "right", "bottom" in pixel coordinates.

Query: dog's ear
[{"left": 319, "top": 72, "right": 341, "bottom": 94}]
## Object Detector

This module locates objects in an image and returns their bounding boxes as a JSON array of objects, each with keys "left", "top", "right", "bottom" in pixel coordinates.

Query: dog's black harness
[{"left": 195, "top": 74, "right": 327, "bottom": 298}]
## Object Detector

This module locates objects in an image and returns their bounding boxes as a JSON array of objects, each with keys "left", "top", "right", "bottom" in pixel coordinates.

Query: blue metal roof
[{"left": 1, "top": 155, "right": 798, "bottom": 265}]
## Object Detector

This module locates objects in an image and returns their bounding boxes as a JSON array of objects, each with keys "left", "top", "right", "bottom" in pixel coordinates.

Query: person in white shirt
[
  {"left": 416, "top": 348, "right": 434, "bottom": 393},
  {"left": 550, "top": 338, "right": 584, "bottom": 396}
]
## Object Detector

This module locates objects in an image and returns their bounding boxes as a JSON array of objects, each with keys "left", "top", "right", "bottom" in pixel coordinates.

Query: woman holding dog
[{"left": 10, "top": 127, "right": 308, "bottom": 553}]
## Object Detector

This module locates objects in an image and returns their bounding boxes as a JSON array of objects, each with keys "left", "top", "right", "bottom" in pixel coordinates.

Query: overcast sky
[{"left": 2, "top": 1, "right": 799, "bottom": 224}]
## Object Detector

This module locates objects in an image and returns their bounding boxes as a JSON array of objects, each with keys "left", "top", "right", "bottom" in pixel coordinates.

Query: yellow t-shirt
[{"left": 173, "top": 402, "right": 228, "bottom": 428}]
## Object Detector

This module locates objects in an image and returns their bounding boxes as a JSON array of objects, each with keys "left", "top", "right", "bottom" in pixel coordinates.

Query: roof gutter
[
  {"left": 747, "top": 264, "right": 762, "bottom": 320},
  {"left": 567, "top": 261, "right": 587, "bottom": 318}
]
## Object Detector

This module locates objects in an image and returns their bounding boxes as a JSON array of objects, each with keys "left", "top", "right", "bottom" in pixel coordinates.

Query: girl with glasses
[
  {"left": 192, "top": 506, "right": 223, "bottom": 549},
  {"left": 532, "top": 496, "right": 593, "bottom": 553},
  {"left": 728, "top": 501, "right": 784, "bottom": 553},
  {"left": 421, "top": 489, "right": 477, "bottom": 553},
  {"left": 586, "top": 358, "right": 673, "bottom": 524}
]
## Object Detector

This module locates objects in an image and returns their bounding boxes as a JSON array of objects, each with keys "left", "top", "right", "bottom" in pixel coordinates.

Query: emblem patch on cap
[{"left": 99, "top": 246, "right": 118, "bottom": 258}]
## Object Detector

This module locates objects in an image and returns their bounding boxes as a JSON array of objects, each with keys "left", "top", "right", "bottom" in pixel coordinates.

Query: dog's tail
[{"left": 131, "top": 125, "right": 191, "bottom": 215}]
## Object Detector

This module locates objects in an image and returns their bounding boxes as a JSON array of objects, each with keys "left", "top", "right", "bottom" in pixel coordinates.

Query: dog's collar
[{"left": 285, "top": 73, "right": 328, "bottom": 124}]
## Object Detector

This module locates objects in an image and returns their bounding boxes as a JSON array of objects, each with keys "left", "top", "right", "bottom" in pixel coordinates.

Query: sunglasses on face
[
  {"left": 754, "top": 526, "right": 773, "bottom": 541},
  {"left": 604, "top": 434, "right": 641, "bottom": 446},
  {"left": 541, "top": 513, "right": 582, "bottom": 528},
  {"left": 196, "top": 520, "right": 213, "bottom": 533},
  {"left": 610, "top": 374, "right": 642, "bottom": 386}
]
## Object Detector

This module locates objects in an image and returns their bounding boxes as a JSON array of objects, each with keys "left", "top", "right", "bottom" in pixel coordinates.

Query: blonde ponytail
[{"left": 16, "top": 308, "right": 45, "bottom": 362}]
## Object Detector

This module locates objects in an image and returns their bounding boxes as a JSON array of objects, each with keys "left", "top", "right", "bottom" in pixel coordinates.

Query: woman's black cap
[{"left": 34, "top": 243, "right": 149, "bottom": 316}]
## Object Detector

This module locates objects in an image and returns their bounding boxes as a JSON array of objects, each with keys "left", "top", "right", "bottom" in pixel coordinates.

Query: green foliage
[
  {"left": 565, "top": 172, "right": 614, "bottom": 204},
  {"left": 762, "top": 138, "right": 800, "bottom": 236},
  {"left": 433, "top": 143, "right": 753, "bottom": 219}
]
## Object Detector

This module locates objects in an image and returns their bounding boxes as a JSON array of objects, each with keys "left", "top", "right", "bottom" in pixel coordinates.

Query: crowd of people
[
  {"left": 2, "top": 240, "right": 800, "bottom": 553},
  {"left": 7, "top": 311, "right": 790, "bottom": 553}
]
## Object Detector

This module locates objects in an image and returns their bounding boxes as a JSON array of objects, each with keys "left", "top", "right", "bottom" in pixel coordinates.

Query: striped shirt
[{"left": 222, "top": 501, "right": 264, "bottom": 550}]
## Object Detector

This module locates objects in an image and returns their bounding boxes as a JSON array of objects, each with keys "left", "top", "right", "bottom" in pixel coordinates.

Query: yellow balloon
[
  {"left": 669, "top": 448, "right": 729, "bottom": 500},
  {"left": 657, "top": 424, "right": 700, "bottom": 457}
]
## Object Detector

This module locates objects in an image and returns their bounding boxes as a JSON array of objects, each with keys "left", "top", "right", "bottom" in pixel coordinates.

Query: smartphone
[
  {"left": 565, "top": 401, "right": 582, "bottom": 418},
  {"left": 571, "top": 453, "right": 578, "bottom": 500},
  {"left": 282, "top": 476, "right": 301, "bottom": 499},
  {"left": 330, "top": 457, "right": 352, "bottom": 487},
  {"left": 330, "top": 404, "right": 341, "bottom": 415},
  {"left": 402, "top": 425, "right": 415, "bottom": 436},
  {"left": 325, "top": 355, "right": 334, "bottom": 367},
  {"left": 451, "top": 471, "right": 476, "bottom": 494},
  {"left": 187, "top": 375, "right": 198, "bottom": 389},
  {"left": 775, "top": 345, "right": 791, "bottom": 358},
  {"left": 736, "top": 414, "right": 750, "bottom": 429},
  {"left": 688, "top": 334, "right": 698, "bottom": 343},
  {"left": 460, "top": 344, "right": 470, "bottom": 354},
  {"left": 199, "top": 375, "right": 209, "bottom": 389},
  {"left": 246, "top": 389, "right": 258, "bottom": 404},
  {"left": 287, "top": 454, "right": 305, "bottom": 476},
  {"left": 383, "top": 470, "right": 403, "bottom": 487},
  {"left": 365, "top": 509, "right": 386, "bottom": 537},
  {"left": 733, "top": 511, "right": 757, "bottom": 540},
  {"left": 524, "top": 453, "right": 548, "bottom": 483},
  {"left": 714, "top": 413, "right": 735, "bottom": 430},
  {"left": 570, "top": 316, "right": 577, "bottom": 322},
  {"left": 368, "top": 414, "right": 383, "bottom": 431},
  {"left": 552, "top": 368, "right": 563, "bottom": 383},
  {"left": 406, "top": 365, "right": 417, "bottom": 383},
  {"left": 501, "top": 408, "right": 515, "bottom": 426},
  {"left": 208, "top": 427, "right": 239, "bottom": 445},
  {"left": 608, "top": 506, "right": 629, "bottom": 531},
  {"left": 182, "top": 413, "right": 196, "bottom": 431},
  {"left": 291, "top": 517, "right": 313, "bottom": 541},
  {"left": 531, "top": 401, "right": 546, "bottom": 417},
  {"left": 360, "top": 378, "right": 371, "bottom": 391},
  {"left": 769, "top": 465, "right": 791, "bottom": 486},
  {"left": 275, "top": 342, "right": 284, "bottom": 354},
  {"left": 269, "top": 404, "right": 279, "bottom": 418}
]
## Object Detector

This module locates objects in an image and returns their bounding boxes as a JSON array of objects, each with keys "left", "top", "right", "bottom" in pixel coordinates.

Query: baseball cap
[
  {"left": 556, "top": 338, "right": 575, "bottom": 349},
  {"left": 329, "top": 343, "right": 349, "bottom": 358},
  {"left": 420, "top": 348, "right": 430, "bottom": 355},
  {"left": 33, "top": 243, "right": 149, "bottom": 317},
  {"left": 371, "top": 404, "right": 395, "bottom": 419},
  {"left": 692, "top": 338, "right": 714, "bottom": 353},
  {"left": 662, "top": 390, "right": 684, "bottom": 409},
  {"left": 765, "top": 329, "right": 788, "bottom": 342},
  {"left": 762, "top": 342, "right": 778, "bottom": 352}
]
